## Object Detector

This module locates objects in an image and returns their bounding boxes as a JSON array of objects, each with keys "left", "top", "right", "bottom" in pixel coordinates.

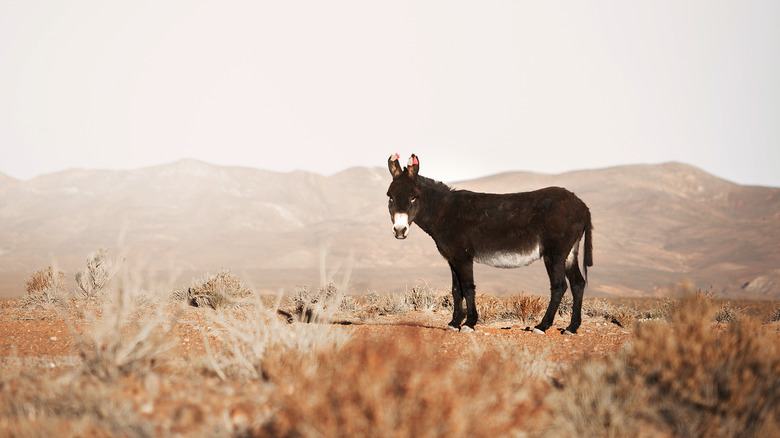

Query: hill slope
[{"left": 1, "top": 160, "right": 777, "bottom": 298}]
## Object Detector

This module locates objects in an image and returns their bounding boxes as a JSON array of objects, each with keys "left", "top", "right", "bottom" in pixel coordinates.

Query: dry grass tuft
[
  {"left": 187, "top": 269, "right": 251, "bottom": 310},
  {"left": 21, "top": 266, "right": 67, "bottom": 308}
]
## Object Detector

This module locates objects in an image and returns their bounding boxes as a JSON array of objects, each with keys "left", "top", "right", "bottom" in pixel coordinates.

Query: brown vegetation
[
  {"left": 1, "top": 264, "right": 778, "bottom": 437},
  {"left": 21, "top": 266, "right": 67, "bottom": 308},
  {"left": 536, "top": 290, "right": 780, "bottom": 437}
]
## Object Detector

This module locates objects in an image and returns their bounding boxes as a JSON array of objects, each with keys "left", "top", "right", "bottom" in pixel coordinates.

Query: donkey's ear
[
  {"left": 388, "top": 153, "right": 403, "bottom": 178},
  {"left": 407, "top": 154, "right": 419, "bottom": 179}
]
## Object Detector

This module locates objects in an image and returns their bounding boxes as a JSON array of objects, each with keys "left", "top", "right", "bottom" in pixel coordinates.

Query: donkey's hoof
[
  {"left": 532, "top": 328, "right": 545, "bottom": 335},
  {"left": 459, "top": 326, "right": 475, "bottom": 333},
  {"left": 446, "top": 325, "right": 460, "bottom": 332},
  {"left": 562, "top": 329, "right": 576, "bottom": 336}
]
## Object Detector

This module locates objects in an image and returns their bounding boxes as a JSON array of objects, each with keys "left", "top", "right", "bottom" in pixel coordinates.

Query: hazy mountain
[
  {"left": 0, "top": 172, "right": 19, "bottom": 191},
  {"left": 1, "top": 160, "right": 778, "bottom": 299}
]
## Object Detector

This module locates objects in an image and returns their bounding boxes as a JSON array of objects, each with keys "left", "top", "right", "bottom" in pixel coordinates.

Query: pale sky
[{"left": 1, "top": 1, "right": 778, "bottom": 186}]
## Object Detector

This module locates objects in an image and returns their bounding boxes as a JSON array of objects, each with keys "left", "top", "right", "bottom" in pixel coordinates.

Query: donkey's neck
[{"left": 414, "top": 175, "right": 452, "bottom": 236}]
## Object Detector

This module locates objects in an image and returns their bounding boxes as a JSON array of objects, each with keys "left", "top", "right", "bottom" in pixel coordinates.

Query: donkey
[{"left": 387, "top": 154, "right": 593, "bottom": 334}]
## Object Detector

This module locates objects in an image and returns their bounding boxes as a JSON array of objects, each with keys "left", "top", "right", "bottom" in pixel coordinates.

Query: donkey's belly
[{"left": 474, "top": 246, "right": 541, "bottom": 269}]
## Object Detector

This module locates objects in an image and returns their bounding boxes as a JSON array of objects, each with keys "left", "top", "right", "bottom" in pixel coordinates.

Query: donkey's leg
[
  {"left": 564, "top": 261, "right": 586, "bottom": 334},
  {"left": 454, "top": 262, "right": 478, "bottom": 331},
  {"left": 534, "top": 255, "right": 568, "bottom": 333},
  {"left": 447, "top": 263, "right": 465, "bottom": 330}
]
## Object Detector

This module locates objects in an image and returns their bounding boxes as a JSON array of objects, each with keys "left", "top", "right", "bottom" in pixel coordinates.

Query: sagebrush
[
  {"left": 21, "top": 266, "right": 67, "bottom": 307},
  {"left": 75, "top": 248, "right": 120, "bottom": 299},
  {"left": 187, "top": 269, "right": 251, "bottom": 309}
]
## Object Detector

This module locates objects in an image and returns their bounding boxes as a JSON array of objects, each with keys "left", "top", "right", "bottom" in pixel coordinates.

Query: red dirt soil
[{"left": 0, "top": 300, "right": 631, "bottom": 370}]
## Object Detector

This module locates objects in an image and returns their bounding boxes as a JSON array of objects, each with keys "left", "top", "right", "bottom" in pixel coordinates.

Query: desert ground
[{"left": 1, "top": 267, "right": 779, "bottom": 437}]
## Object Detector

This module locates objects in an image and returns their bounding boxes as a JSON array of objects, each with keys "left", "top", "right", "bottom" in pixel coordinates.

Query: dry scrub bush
[
  {"left": 73, "top": 279, "right": 176, "bottom": 381},
  {"left": 610, "top": 305, "right": 636, "bottom": 328},
  {"left": 21, "top": 266, "right": 67, "bottom": 308},
  {"left": 187, "top": 269, "right": 251, "bottom": 309},
  {"left": 638, "top": 296, "right": 677, "bottom": 320},
  {"left": 202, "top": 293, "right": 351, "bottom": 380},
  {"left": 557, "top": 294, "right": 573, "bottom": 317},
  {"left": 75, "top": 248, "right": 120, "bottom": 299},
  {"left": 509, "top": 292, "right": 546, "bottom": 323},
  {"left": 714, "top": 300, "right": 743, "bottom": 323},
  {"left": 768, "top": 304, "right": 780, "bottom": 323},
  {"left": 264, "top": 329, "right": 550, "bottom": 437},
  {"left": 476, "top": 293, "right": 512, "bottom": 323},
  {"left": 358, "top": 285, "right": 443, "bottom": 319},
  {"left": 581, "top": 297, "right": 615, "bottom": 320},
  {"left": 363, "top": 291, "right": 411, "bottom": 316},
  {"left": 404, "top": 282, "right": 441, "bottom": 312},
  {"left": 287, "top": 283, "right": 354, "bottom": 323},
  {"left": 535, "top": 292, "right": 780, "bottom": 437}
]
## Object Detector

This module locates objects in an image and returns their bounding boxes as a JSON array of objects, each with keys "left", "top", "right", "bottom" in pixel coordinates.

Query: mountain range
[{"left": 1, "top": 160, "right": 778, "bottom": 299}]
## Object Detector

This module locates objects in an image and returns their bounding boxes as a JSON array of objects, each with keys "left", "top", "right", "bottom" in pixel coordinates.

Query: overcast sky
[{"left": 1, "top": 1, "right": 778, "bottom": 186}]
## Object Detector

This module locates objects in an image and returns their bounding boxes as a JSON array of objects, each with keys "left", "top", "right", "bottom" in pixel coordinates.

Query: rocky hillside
[{"left": 1, "top": 160, "right": 778, "bottom": 298}]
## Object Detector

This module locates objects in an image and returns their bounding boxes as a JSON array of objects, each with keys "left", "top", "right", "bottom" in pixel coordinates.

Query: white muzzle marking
[{"left": 393, "top": 213, "right": 409, "bottom": 239}]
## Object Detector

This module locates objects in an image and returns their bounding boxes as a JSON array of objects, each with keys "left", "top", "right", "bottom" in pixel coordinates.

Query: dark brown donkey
[{"left": 386, "top": 154, "right": 593, "bottom": 334}]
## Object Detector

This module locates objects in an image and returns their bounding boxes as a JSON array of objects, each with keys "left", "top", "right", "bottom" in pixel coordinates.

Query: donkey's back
[{"left": 434, "top": 186, "right": 591, "bottom": 271}]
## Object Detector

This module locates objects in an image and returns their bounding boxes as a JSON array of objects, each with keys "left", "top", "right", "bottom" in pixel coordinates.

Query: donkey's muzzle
[{"left": 393, "top": 213, "right": 410, "bottom": 239}]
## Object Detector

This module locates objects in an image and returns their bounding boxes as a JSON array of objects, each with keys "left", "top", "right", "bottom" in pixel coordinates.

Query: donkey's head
[{"left": 387, "top": 153, "right": 421, "bottom": 239}]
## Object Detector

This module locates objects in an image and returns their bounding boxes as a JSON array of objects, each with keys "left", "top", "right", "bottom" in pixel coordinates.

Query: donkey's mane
[{"left": 417, "top": 174, "right": 454, "bottom": 194}]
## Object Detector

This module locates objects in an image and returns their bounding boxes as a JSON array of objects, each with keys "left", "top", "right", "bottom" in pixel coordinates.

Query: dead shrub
[
  {"left": 557, "top": 294, "right": 573, "bottom": 317},
  {"left": 509, "top": 292, "right": 546, "bottom": 323},
  {"left": 767, "top": 304, "right": 780, "bottom": 323},
  {"left": 21, "top": 266, "right": 67, "bottom": 308},
  {"left": 582, "top": 297, "right": 615, "bottom": 320},
  {"left": 476, "top": 293, "right": 510, "bottom": 323},
  {"left": 287, "top": 283, "right": 351, "bottom": 323},
  {"left": 715, "top": 301, "right": 743, "bottom": 324},
  {"left": 535, "top": 291, "right": 780, "bottom": 437},
  {"left": 363, "top": 291, "right": 410, "bottom": 316},
  {"left": 187, "top": 269, "right": 251, "bottom": 310},
  {"left": 404, "top": 283, "right": 441, "bottom": 312},
  {"left": 75, "top": 248, "right": 121, "bottom": 299},
  {"left": 611, "top": 305, "right": 636, "bottom": 329},
  {"left": 639, "top": 296, "right": 677, "bottom": 320}
]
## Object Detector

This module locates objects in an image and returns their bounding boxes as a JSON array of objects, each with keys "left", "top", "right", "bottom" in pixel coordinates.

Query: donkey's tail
[{"left": 583, "top": 209, "right": 593, "bottom": 280}]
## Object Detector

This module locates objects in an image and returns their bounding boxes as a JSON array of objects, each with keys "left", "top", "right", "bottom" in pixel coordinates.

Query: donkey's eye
[
  {"left": 388, "top": 196, "right": 394, "bottom": 203},
  {"left": 410, "top": 196, "right": 417, "bottom": 204}
]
